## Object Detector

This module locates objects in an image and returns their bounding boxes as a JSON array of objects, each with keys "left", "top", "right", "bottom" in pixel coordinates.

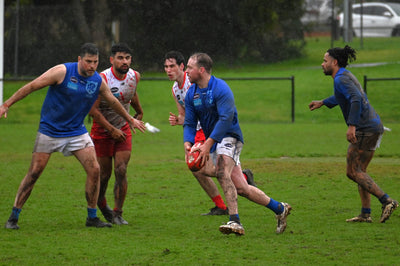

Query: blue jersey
[
  {"left": 39, "top": 62, "right": 102, "bottom": 137},
  {"left": 183, "top": 76, "right": 243, "bottom": 149},
  {"left": 323, "top": 68, "right": 383, "bottom": 133}
]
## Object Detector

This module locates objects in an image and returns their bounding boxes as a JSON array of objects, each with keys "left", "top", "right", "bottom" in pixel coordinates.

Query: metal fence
[
  {"left": 363, "top": 76, "right": 400, "bottom": 94},
  {"left": 1, "top": 75, "right": 296, "bottom": 123}
]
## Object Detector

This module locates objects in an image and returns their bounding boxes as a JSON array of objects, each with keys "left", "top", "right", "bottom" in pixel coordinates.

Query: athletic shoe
[
  {"left": 242, "top": 169, "right": 257, "bottom": 187},
  {"left": 202, "top": 206, "right": 229, "bottom": 216},
  {"left": 219, "top": 221, "right": 245, "bottom": 235},
  {"left": 380, "top": 200, "right": 399, "bottom": 223},
  {"left": 86, "top": 217, "right": 112, "bottom": 228},
  {"left": 99, "top": 205, "right": 113, "bottom": 223},
  {"left": 275, "top": 202, "right": 292, "bottom": 234},
  {"left": 346, "top": 215, "right": 372, "bottom": 223},
  {"left": 112, "top": 214, "right": 129, "bottom": 225},
  {"left": 5, "top": 218, "right": 19, "bottom": 230}
]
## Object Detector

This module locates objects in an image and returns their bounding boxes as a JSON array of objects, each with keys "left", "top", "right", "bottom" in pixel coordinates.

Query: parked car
[{"left": 338, "top": 2, "right": 400, "bottom": 37}]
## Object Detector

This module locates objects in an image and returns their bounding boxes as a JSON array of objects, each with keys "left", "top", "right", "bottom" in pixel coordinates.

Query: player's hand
[
  {"left": 129, "top": 117, "right": 146, "bottom": 133},
  {"left": 308, "top": 100, "right": 323, "bottom": 111},
  {"left": 0, "top": 104, "right": 9, "bottom": 119},
  {"left": 110, "top": 127, "right": 126, "bottom": 142},
  {"left": 191, "top": 142, "right": 209, "bottom": 168},
  {"left": 169, "top": 112, "right": 179, "bottom": 126},
  {"left": 184, "top": 142, "right": 192, "bottom": 162},
  {"left": 346, "top": 125, "right": 357, "bottom": 144}
]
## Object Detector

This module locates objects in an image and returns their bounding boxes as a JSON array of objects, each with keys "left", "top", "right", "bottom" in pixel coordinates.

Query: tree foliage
[{"left": 4, "top": 0, "right": 305, "bottom": 75}]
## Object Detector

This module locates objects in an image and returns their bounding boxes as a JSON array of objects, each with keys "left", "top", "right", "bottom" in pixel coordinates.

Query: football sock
[
  {"left": 361, "top": 208, "right": 371, "bottom": 217},
  {"left": 10, "top": 207, "right": 21, "bottom": 220},
  {"left": 212, "top": 195, "right": 227, "bottom": 210},
  {"left": 113, "top": 208, "right": 122, "bottom": 214},
  {"left": 378, "top": 194, "right": 390, "bottom": 204},
  {"left": 87, "top": 208, "right": 97, "bottom": 219},
  {"left": 242, "top": 172, "right": 248, "bottom": 181},
  {"left": 98, "top": 198, "right": 108, "bottom": 209},
  {"left": 266, "top": 198, "right": 284, "bottom": 215},
  {"left": 229, "top": 214, "right": 240, "bottom": 223}
]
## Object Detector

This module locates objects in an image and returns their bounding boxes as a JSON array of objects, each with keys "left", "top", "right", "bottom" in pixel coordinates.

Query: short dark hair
[
  {"left": 80, "top": 43, "right": 99, "bottom": 58},
  {"left": 327, "top": 45, "right": 356, "bottom": 68},
  {"left": 111, "top": 43, "right": 132, "bottom": 56},
  {"left": 189, "top": 53, "right": 213, "bottom": 73},
  {"left": 164, "top": 51, "right": 185, "bottom": 66}
]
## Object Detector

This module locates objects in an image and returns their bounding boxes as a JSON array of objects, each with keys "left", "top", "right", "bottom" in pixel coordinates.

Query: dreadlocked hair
[{"left": 327, "top": 45, "right": 357, "bottom": 68}]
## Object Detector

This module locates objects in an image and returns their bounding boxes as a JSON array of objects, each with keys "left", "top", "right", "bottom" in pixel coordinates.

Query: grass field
[{"left": 1, "top": 37, "right": 400, "bottom": 265}]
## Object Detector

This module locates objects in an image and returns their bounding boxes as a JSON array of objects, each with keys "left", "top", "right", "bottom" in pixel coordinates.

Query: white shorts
[
  {"left": 211, "top": 137, "right": 242, "bottom": 166},
  {"left": 33, "top": 132, "right": 94, "bottom": 156}
]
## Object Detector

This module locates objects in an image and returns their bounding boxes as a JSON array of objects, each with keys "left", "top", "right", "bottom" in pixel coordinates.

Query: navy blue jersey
[
  {"left": 39, "top": 62, "right": 102, "bottom": 137},
  {"left": 323, "top": 68, "right": 383, "bottom": 133},
  {"left": 183, "top": 76, "right": 243, "bottom": 150}
]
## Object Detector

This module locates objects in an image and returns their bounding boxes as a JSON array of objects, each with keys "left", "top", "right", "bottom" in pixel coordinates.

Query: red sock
[
  {"left": 98, "top": 198, "right": 107, "bottom": 209},
  {"left": 243, "top": 172, "right": 248, "bottom": 181},
  {"left": 113, "top": 207, "right": 122, "bottom": 214},
  {"left": 212, "top": 195, "right": 227, "bottom": 210}
]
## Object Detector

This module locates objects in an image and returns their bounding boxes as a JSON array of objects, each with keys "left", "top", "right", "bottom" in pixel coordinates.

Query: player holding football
[
  {"left": 1, "top": 43, "right": 146, "bottom": 229},
  {"left": 164, "top": 51, "right": 256, "bottom": 216},
  {"left": 89, "top": 43, "right": 143, "bottom": 225},
  {"left": 309, "top": 45, "right": 398, "bottom": 223},
  {"left": 183, "top": 53, "right": 291, "bottom": 235}
]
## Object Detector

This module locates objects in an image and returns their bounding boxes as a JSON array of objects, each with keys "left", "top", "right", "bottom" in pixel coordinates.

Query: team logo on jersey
[
  {"left": 85, "top": 81, "right": 98, "bottom": 95},
  {"left": 206, "top": 89, "right": 214, "bottom": 104},
  {"left": 67, "top": 76, "right": 79, "bottom": 90},
  {"left": 193, "top": 93, "right": 202, "bottom": 106},
  {"left": 110, "top": 87, "right": 120, "bottom": 98}
]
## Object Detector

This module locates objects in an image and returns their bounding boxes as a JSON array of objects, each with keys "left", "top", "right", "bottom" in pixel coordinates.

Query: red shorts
[
  {"left": 91, "top": 123, "right": 132, "bottom": 157},
  {"left": 195, "top": 129, "right": 206, "bottom": 143}
]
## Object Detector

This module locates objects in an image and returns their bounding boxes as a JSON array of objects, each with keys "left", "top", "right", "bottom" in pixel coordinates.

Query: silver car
[{"left": 339, "top": 2, "right": 400, "bottom": 37}]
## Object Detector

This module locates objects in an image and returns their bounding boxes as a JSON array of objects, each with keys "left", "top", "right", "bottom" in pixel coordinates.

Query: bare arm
[
  {"left": 0, "top": 64, "right": 66, "bottom": 118},
  {"left": 99, "top": 80, "right": 146, "bottom": 133},
  {"left": 88, "top": 98, "right": 127, "bottom": 142},
  {"left": 169, "top": 95, "right": 186, "bottom": 126},
  {"left": 130, "top": 71, "right": 144, "bottom": 120}
]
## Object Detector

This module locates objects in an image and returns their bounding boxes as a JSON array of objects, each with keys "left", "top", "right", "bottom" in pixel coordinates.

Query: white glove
[{"left": 145, "top": 122, "right": 160, "bottom": 133}]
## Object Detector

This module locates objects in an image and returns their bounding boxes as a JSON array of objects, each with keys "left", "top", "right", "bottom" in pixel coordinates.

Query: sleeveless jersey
[
  {"left": 92, "top": 67, "right": 138, "bottom": 133},
  {"left": 171, "top": 72, "right": 201, "bottom": 130},
  {"left": 39, "top": 62, "right": 102, "bottom": 137},
  {"left": 172, "top": 72, "right": 191, "bottom": 108}
]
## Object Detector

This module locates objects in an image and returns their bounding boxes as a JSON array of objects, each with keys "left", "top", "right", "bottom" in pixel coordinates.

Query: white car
[{"left": 338, "top": 2, "right": 400, "bottom": 37}]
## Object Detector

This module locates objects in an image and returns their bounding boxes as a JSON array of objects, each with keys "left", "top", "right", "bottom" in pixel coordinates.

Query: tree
[{"left": 4, "top": 0, "right": 305, "bottom": 76}]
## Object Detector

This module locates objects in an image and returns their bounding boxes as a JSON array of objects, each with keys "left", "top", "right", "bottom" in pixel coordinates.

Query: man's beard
[
  {"left": 323, "top": 68, "right": 332, "bottom": 76},
  {"left": 115, "top": 66, "right": 129, "bottom": 74}
]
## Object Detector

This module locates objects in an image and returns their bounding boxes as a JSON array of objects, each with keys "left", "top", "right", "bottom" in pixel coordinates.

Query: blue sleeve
[
  {"left": 183, "top": 89, "right": 197, "bottom": 144},
  {"left": 323, "top": 95, "right": 337, "bottom": 108},
  {"left": 209, "top": 83, "right": 235, "bottom": 142},
  {"left": 338, "top": 76, "right": 362, "bottom": 126}
]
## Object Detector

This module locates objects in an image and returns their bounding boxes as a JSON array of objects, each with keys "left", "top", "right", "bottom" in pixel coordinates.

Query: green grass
[{"left": 1, "top": 37, "right": 400, "bottom": 265}]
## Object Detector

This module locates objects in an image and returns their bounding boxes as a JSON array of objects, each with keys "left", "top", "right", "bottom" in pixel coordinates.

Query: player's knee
[
  {"left": 114, "top": 164, "right": 127, "bottom": 178},
  {"left": 88, "top": 163, "right": 100, "bottom": 179},
  {"left": 346, "top": 169, "right": 356, "bottom": 180},
  {"left": 28, "top": 166, "right": 45, "bottom": 181},
  {"left": 215, "top": 169, "right": 226, "bottom": 180}
]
